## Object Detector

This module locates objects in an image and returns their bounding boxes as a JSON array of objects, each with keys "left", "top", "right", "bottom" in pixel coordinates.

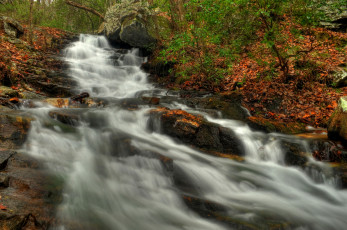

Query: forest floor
[
  {"left": 151, "top": 17, "right": 347, "bottom": 129},
  {"left": 0, "top": 22, "right": 75, "bottom": 98}
]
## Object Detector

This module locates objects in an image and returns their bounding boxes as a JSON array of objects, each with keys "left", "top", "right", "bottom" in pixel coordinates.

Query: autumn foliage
[
  {"left": 0, "top": 22, "right": 73, "bottom": 93},
  {"left": 153, "top": 3, "right": 347, "bottom": 128}
]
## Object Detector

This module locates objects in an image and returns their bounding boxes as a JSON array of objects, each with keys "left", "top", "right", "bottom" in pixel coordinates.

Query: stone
[
  {"left": 104, "top": 0, "right": 171, "bottom": 48},
  {"left": 247, "top": 116, "right": 307, "bottom": 134},
  {"left": 0, "top": 86, "right": 19, "bottom": 98},
  {"left": 281, "top": 140, "right": 308, "bottom": 166},
  {"left": 327, "top": 96, "right": 347, "bottom": 144},
  {"left": 0, "top": 111, "right": 33, "bottom": 149},
  {"left": 318, "top": 2, "right": 347, "bottom": 32},
  {"left": 0, "top": 151, "right": 62, "bottom": 229},
  {"left": 48, "top": 110, "right": 80, "bottom": 126},
  {"left": 19, "top": 91, "right": 46, "bottom": 100},
  {"left": 330, "top": 63, "right": 347, "bottom": 88},
  {"left": 120, "top": 17, "right": 156, "bottom": 48},
  {"left": 0, "top": 16, "right": 24, "bottom": 38},
  {"left": 147, "top": 108, "right": 244, "bottom": 156}
]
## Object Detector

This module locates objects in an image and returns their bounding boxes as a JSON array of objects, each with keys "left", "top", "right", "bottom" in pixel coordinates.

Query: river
[{"left": 21, "top": 35, "right": 347, "bottom": 230}]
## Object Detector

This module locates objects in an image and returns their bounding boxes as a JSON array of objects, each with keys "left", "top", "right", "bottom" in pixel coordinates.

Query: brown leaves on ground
[
  {"left": 158, "top": 16, "right": 347, "bottom": 128},
  {"left": 151, "top": 107, "right": 203, "bottom": 127},
  {"left": 0, "top": 22, "right": 73, "bottom": 92}
]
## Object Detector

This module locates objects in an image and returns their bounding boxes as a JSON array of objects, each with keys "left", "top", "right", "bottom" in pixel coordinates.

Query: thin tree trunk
[
  {"left": 29, "top": 0, "right": 34, "bottom": 45},
  {"left": 65, "top": 0, "right": 105, "bottom": 21}
]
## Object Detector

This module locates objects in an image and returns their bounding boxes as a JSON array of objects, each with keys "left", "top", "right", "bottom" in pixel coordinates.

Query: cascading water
[{"left": 21, "top": 35, "right": 347, "bottom": 230}]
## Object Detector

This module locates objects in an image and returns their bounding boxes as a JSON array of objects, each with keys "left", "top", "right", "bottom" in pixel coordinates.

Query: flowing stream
[{"left": 21, "top": 35, "right": 347, "bottom": 230}]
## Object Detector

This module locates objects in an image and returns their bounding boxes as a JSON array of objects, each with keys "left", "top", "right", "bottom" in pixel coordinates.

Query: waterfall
[{"left": 21, "top": 35, "right": 347, "bottom": 230}]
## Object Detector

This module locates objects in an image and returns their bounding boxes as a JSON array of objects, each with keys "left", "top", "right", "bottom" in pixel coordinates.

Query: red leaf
[{"left": 0, "top": 204, "right": 7, "bottom": 210}]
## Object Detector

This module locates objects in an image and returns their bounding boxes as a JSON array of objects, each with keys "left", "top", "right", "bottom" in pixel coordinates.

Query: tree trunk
[
  {"left": 168, "top": 0, "right": 185, "bottom": 31},
  {"left": 29, "top": 0, "right": 34, "bottom": 45},
  {"left": 65, "top": 0, "right": 105, "bottom": 21}
]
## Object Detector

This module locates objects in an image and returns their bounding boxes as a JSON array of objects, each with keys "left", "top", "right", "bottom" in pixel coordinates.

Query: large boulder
[
  {"left": 104, "top": 0, "right": 171, "bottom": 48},
  {"left": 331, "top": 65, "right": 347, "bottom": 88},
  {"left": 147, "top": 108, "right": 244, "bottom": 156},
  {"left": 0, "top": 16, "right": 24, "bottom": 38},
  {"left": 319, "top": 1, "right": 347, "bottom": 32},
  {"left": 327, "top": 97, "right": 347, "bottom": 144}
]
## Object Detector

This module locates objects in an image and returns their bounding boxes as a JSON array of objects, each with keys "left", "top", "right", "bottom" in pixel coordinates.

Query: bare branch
[{"left": 65, "top": 0, "right": 105, "bottom": 21}]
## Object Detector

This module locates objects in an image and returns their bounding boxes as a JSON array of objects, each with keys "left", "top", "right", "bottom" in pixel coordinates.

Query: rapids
[{"left": 21, "top": 35, "right": 347, "bottom": 230}]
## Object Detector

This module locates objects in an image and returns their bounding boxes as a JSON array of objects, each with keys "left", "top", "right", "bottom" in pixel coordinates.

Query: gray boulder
[
  {"left": 319, "top": 1, "right": 347, "bottom": 31},
  {"left": 0, "top": 16, "right": 24, "bottom": 38},
  {"left": 332, "top": 67, "right": 347, "bottom": 88},
  {"left": 328, "top": 96, "right": 347, "bottom": 144},
  {"left": 104, "top": 0, "right": 171, "bottom": 48}
]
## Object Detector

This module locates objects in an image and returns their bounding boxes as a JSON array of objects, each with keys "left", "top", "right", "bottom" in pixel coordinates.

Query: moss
[
  {"left": 247, "top": 116, "right": 306, "bottom": 134},
  {"left": 146, "top": 15, "right": 172, "bottom": 40}
]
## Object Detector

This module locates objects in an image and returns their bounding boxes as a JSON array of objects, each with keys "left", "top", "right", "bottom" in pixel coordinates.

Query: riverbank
[
  {"left": 146, "top": 16, "right": 347, "bottom": 130},
  {"left": 0, "top": 17, "right": 76, "bottom": 229}
]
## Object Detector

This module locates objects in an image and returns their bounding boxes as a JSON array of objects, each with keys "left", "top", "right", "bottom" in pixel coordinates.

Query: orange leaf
[
  {"left": 9, "top": 97, "right": 19, "bottom": 103},
  {"left": 0, "top": 204, "right": 7, "bottom": 210}
]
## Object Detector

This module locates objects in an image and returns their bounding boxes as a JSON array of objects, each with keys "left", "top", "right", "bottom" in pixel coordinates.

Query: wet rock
[
  {"left": 0, "top": 151, "right": 62, "bottom": 229},
  {"left": 25, "top": 70, "right": 76, "bottom": 98},
  {"left": 0, "top": 98, "right": 18, "bottom": 109},
  {"left": 141, "top": 59, "right": 175, "bottom": 78},
  {"left": 71, "top": 92, "right": 89, "bottom": 103},
  {"left": 19, "top": 91, "right": 46, "bottom": 100},
  {"left": 0, "top": 86, "right": 19, "bottom": 98},
  {"left": 141, "top": 96, "right": 160, "bottom": 105},
  {"left": 48, "top": 110, "right": 80, "bottom": 126},
  {"left": 147, "top": 108, "right": 244, "bottom": 156},
  {"left": 0, "top": 150, "right": 15, "bottom": 170},
  {"left": 247, "top": 116, "right": 306, "bottom": 135},
  {"left": 35, "top": 81, "right": 72, "bottom": 98},
  {"left": 157, "top": 91, "right": 249, "bottom": 121},
  {"left": 0, "top": 111, "right": 33, "bottom": 149},
  {"left": 328, "top": 96, "right": 347, "bottom": 144},
  {"left": 281, "top": 140, "right": 308, "bottom": 166},
  {"left": 41, "top": 97, "right": 106, "bottom": 108},
  {"left": 182, "top": 194, "right": 296, "bottom": 230},
  {"left": 119, "top": 98, "right": 147, "bottom": 110},
  {"left": 182, "top": 195, "right": 228, "bottom": 219},
  {"left": 0, "top": 175, "right": 10, "bottom": 188},
  {"left": 309, "top": 139, "right": 347, "bottom": 163}
]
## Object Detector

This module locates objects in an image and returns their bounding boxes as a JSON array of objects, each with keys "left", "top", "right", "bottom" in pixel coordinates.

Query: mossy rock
[
  {"left": 247, "top": 116, "right": 306, "bottom": 134},
  {"left": 120, "top": 16, "right": 156, "bottom": 48},
  {"left": 0, "top": 86, "right": 19, "bottom": 98},
  {"left": 147, "top": 15, "right": 172, "bottom": 40},
  {"left": 327, "top": 96, "right": 347, "bottom": 143}
]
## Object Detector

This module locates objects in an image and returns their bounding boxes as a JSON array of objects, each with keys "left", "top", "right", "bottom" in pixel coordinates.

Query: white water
[{"left": 22, "top": 35, "right": 347, "bottom": 230}]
